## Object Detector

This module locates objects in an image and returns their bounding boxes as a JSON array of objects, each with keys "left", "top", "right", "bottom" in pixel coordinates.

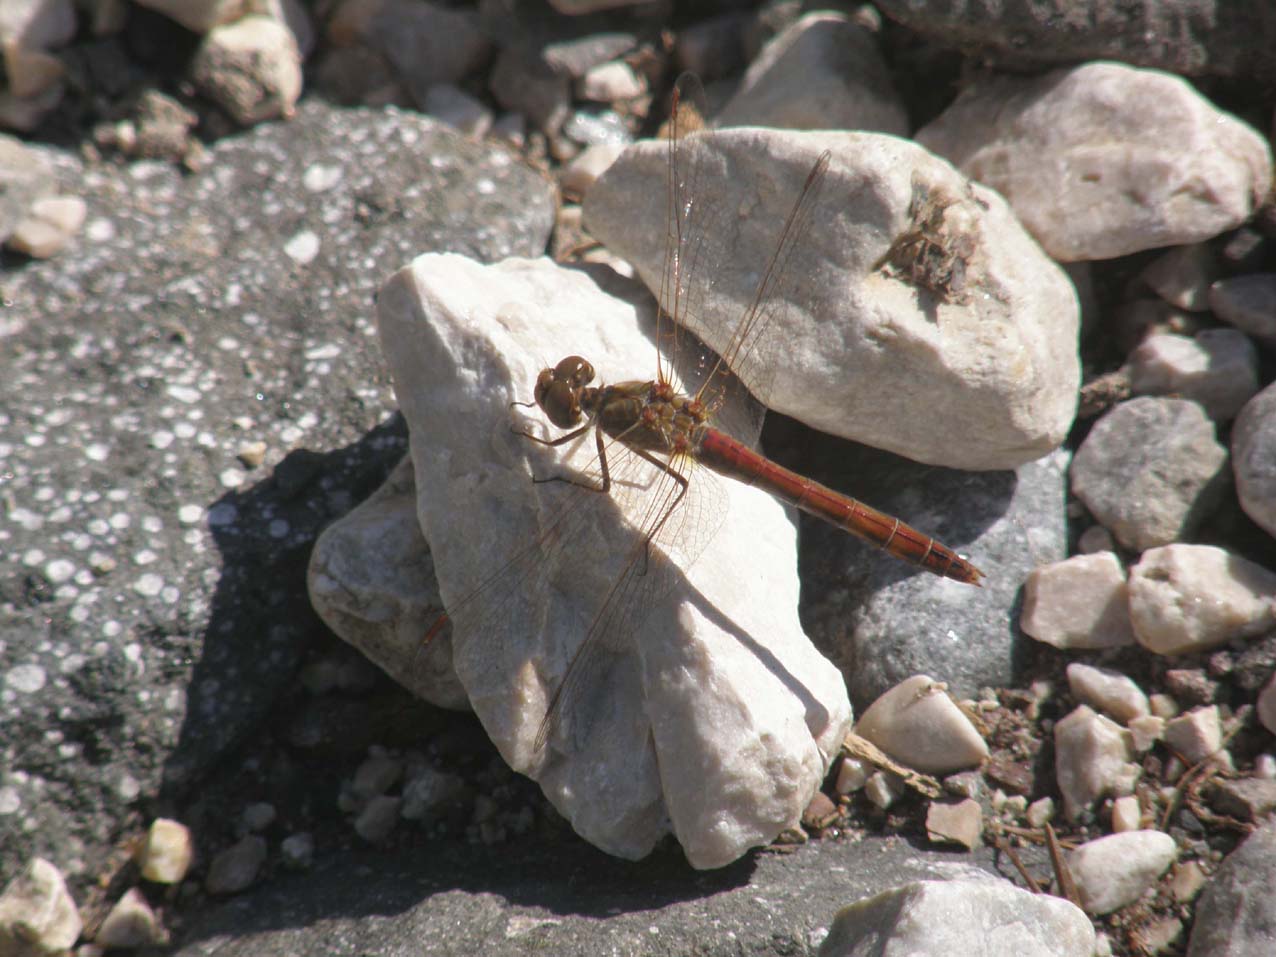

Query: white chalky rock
[
  {"left": 1054, "top": 705, "right": 1139, "bottom": 820},
  {"left": 1021, "top": 552, "right": 1134, "bottom": 650},
  {"left": 1067, "top": 830, "right": 1178, "bottom": 915},
  {"left": 307, "top": 455, "right": 469, "bottom": 711},
  {"left": 0, "top": 857, "right": 82, "bottom": 954},
  {"left": 1164, "top": 706, "right": 1223, "bottom": 765},
  {"left": 1127, "top": 329, "right": 1259, "bottom": 422},
  {"left": 191, "top": 14, "right": 302, "bottom": 125},
  {"left": 1066, "top": 662, "right": 1149, "bottom": 724},
  {"left": 820, "top": 879, "right": 1095, "bottom": 956},
  {"left": 916, "top": 62, "right": 1272, "bottom": 262},
  {"left": 855, "top": 674, "right": 988, "bottom": 774},
  {"left": 95, "top": 887, "right": 168, "bottom": 949},
  {"left": 1128, "top": 544, "right": 1276, "bottom": 655},
  {"left": 376, "top": 253, "right": 852, "bottom": 869},
  {"left": 585, "top": 125, "right": 1079, "bottom": 471},
  {"left": 137, "top": 817, "right": 193, "bottom": 884}
]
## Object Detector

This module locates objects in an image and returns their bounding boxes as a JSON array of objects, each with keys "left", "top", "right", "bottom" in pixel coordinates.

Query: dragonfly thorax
[{"left": 534, "top": 355, "right": 597, "bottom": 428}]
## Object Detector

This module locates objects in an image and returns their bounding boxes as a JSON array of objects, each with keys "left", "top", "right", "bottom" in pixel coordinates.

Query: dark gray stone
[
  {"left": 170, "top": 833, "right": 1014, "bottom": 957},
  {"left": 1187, "top": 821, "right": 1276, "bottom": 956},
  {"left": 791, "top": 429, "right": 1065, "bottom": 711},
  {"left": 875, "top": 0, "right": 1276, "bottom": 81},
  {"left": 0, "top": 99, "right": 555, "bottom": 890}
]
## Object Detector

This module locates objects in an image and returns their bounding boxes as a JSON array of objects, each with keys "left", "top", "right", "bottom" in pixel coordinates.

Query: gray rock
[
  {"left": 1127, "top": 329, "right": 1259, "bottom": 422},
  {"left": 804, "top": 448, "right": 1067, "bottom": 710},
  {"left": 715, "top": 12, "right": 908, "bottom": 135},
  {"left": 1187, "top": 822, "right": 1276, "bottom": 955},
  {"left": 875, "top": 0, "right": 1276, "bottom": 81},
  {"left": 1233, "top": 382, "right": 1276, "bottom": 539},
  {"left": 168, "top": 836, "right": 1017, "bottom": 957},
  {"left": 0, "top": 99, "right": 554, "bottom": 890},
  {"left": 1210, "top": 273, "right": 1276, "bottom": 349},
  {"left": 1071, "top": 397, "right": 1229, "bottom": 551}
]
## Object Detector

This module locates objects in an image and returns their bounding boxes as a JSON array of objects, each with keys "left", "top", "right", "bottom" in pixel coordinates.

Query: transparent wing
[{"left": 656, "top": 74, "right": 832, "bottom": 449}]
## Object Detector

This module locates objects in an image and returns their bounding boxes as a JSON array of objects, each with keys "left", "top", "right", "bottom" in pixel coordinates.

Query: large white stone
[
  {"left": 584, "top": 126, "right": 1079, "bottom": 471},
  {"left": 916, "top": 62, "right": 1272, "bottom": 262},
  {"left": 376, "top": 253, "right": 853, "bottom": 868}
]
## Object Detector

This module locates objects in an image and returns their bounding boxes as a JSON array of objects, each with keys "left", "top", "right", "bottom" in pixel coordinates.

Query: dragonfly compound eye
[{"left": 555, "top": 355, "right": 595, "bottom": 389}]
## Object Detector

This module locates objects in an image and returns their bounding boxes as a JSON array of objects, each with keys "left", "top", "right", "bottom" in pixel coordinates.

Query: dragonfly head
[{"left": 534, "top": 355, "right": 596, "bottom": 429}]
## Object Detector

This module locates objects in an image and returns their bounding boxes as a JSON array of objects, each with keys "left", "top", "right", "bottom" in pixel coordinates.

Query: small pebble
[
  {"left": 1066, "top": 662, "right": 1149, "bottom": 723},
  {"left": 95, "top": 887, "right": 168, "bottom": 949},
  {"left": 137, "top": 818, "right": 193, "bottom": 884},
  {"left": 1067, "top": 830, "right": 1177, "bottom": 915},
  {"left": 205, "top": 836, "right": 266, "bottom": 895},
  {"left": 354, "top": 795, "right": 401, "bottom": 843},
  {"left": 925, "top": 798, "right": 982, "bottom": 849},
  {"left": 855, "top": 675, "right": 988, "bottom": 774}
]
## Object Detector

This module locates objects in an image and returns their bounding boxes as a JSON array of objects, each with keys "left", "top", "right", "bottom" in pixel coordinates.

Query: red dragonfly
[{"left": 432, "top": 76, "right": 982, "bottom": 753}]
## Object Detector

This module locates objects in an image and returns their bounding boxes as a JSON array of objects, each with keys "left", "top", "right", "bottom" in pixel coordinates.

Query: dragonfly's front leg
[{"left": 513, "top": 421, "right": 612, "bottom": 494}]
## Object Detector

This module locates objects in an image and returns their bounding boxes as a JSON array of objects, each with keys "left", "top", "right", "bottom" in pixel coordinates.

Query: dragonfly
[{"left": 431, "top": 75, "right": 983, "bottom": 755}]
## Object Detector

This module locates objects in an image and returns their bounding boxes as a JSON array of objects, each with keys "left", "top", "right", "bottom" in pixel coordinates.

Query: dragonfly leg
[
  {"left": 624, "top": 447, "right": 691, "bottom": 576},
  {"left": 518, "top": 423, "right": 613, "bottom": 494}
]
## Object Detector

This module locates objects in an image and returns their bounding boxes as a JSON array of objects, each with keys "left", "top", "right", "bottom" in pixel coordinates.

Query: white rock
[
  {"left": 864, "top": 771, "right": 903, "bottom": 810},
  {"left": 95, "top": 887, "right": 167, "bottom": 949},
  {"left": 820, "top": 879, "right": 1095, "bottom": 956},
  {"left": 559, "top": 142, "right": 625, "bottom": 200},
  {"left": 576, "top": 60, "right": 645, "bottom": 102},
  {"left": 0, "top": 857, "right": 82, "bottom": 953},
  {"left": 1127, "top": 329, "right": 1258, "bottom": 422},
  {"left": 136, "top": 817, "right": 193, "bottom": 883},
  {"left": 1067, "top": 830, "right": 1178, "bottom": 915},
  {"left": 132, "top": 0, "right": 247, "bottom": 33},
  {"left": 204, "top": 835, "right": 266, "bottom": 895},
  {"left": 834, "top": 756, "right": 869, "bottom": 794},
  {"left": 376, "top": 253, "right": 853, "bottom": 869},
  {"left": 925, "top": 798, "right": 982, "bottom": 849},
  {"left": 1210, "top": 273, "right": 1276, "bottom": 349},
  {"left": 191, "top": 14, "right": 302, "bottom": 125},
  {"left": 585, "top": 126, "right": 1079, "bottom": 471},
  {"left": 1111, "top": 794, "right": 1142, "bottom": 833},
  {"left": 1128, "top": 544, "right": 1276, "bottom": 655},
  {"left": 1066, "top": 662, "right": 1149, "bottom": 724},
  {"left": 855, "top": 674, "right": 988, "bottom": 774},
  {"left": 1259, "top": 674, "right": 1276, "bottom": 737},
  {"left": 1233, "top": 381, "right": 1276, "bottom": 539},
  {"left": 307, "top": 455, "right": 468, "bottom": 710},
  {"left": 1054, "top": 705, "right": 1139, "bottom": 820},
  {"left": 715, "top": 12, "right": 907, "bottom": 135},
  {"left": 916, "top": 62, "right": 1272, "bottom": 262},
  {"left": 1128, "top": 714, "right": 1165, "bottom": 753},
  {"left": 1025, "top": 796, "right": 1055, "bottom": 828},
  {"left": 6, "top": 195, "right": 85, "bottom": 258},
  {"left": 0, "top": 0, "right": 77, "bottom": 49},
  {"left": 1139, "top": 243, "right": 1216, "bottom": 312},
  {"left": 1164, "top": 706, "right": 1223, "bottom": 765},
  {"left": 1021, "top": 552, "right": 1135, "bottom": 650}
]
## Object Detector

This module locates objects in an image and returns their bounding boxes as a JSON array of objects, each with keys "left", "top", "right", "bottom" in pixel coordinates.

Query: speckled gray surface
[{"left": 0, "top": 100, "right": 556, "bottom": 887}]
